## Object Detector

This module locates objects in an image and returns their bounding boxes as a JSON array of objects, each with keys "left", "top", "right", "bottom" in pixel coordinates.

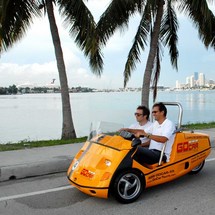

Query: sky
[{"left": 1, "top": 0, "right": 215, "bottom": 89}]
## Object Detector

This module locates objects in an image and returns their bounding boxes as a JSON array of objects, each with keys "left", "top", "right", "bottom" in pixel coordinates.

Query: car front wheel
[{"left": 113, "top": 169, "right": 144, "bottom": 203}]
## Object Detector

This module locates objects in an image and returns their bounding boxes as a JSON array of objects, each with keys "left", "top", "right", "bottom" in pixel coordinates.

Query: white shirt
[
  {"left": 145, "top": 119, "right": 175, "bottom": 162},
  {"left": 129, "top": 121, "right": 152, "bottom": 143}
]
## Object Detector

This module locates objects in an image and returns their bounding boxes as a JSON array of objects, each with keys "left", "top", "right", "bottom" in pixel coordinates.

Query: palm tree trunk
[
  {"left": 45, "top": 0, "right": 76, "bottom": 139},
  {"left": 141, "top": 0, "right": 164, "bottom": 107}
]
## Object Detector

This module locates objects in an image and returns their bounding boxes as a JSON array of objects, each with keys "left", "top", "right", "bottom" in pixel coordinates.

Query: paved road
[{"left": 0, "top": 149, "right": 214, "bottom": 215}]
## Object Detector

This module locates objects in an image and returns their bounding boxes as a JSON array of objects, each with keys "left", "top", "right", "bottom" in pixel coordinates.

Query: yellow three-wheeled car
[{"left": 67, "top": 102, "right": 211, "bottom": 203}]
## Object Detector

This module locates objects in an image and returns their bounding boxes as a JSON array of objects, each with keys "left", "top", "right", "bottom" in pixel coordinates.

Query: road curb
[
  {"left": 0, "top": 156, "right": 72, "bottom": 182},
  {"left": 0, "top": 133, "right": 214, "bottom": 183}
]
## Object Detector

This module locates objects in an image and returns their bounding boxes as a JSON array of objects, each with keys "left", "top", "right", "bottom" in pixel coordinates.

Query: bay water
[{"left": 0, "top": 90, "right": 215, "bottom": 144}]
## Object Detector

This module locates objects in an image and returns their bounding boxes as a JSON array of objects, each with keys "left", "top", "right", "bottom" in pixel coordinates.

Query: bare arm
[
  {"left": 135, "top": 130, "right": 168, "bottom": 144},
  {"left": 119, "top": 128, "right": 145, "bottom": 134},
  {"left": 119, "top": 128, "right": 151, "bottom": 147}
]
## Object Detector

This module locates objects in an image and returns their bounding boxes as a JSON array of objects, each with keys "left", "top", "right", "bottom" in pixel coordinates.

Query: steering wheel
[
  {"left": 119, "top": 130, "right": 142, "bottom": 147},
  {"left": 119, "top": 130, "right": 135, "bottom": 140}
]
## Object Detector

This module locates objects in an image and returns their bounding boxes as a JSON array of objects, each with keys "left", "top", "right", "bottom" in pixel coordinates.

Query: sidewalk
[
  {"left": 0, "top": 129, "right": 214, "bottom": 182},
  {"left": 0, "top": 142, "right": 84, "bottom": 182}
]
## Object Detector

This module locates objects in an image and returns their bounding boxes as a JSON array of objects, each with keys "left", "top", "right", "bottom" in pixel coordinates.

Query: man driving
[{"left": 133, "top": 102, "right": 175, "bottom": 164}]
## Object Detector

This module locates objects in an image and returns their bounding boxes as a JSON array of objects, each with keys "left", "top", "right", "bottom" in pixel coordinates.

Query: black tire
[
  {"left": 189, "top": 160, "right": 205, "bottom": 175},
  {"left": 113, "top": 169, "right": 144, "bottom": 203}
]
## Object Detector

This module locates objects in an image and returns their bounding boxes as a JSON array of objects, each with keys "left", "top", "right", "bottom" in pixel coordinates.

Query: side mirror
[{"left": 131, "top": 138, "right": 141, "bottom": 147}]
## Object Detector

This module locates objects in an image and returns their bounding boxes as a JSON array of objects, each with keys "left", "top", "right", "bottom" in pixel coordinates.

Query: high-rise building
[
  {"left": 199, "top": 73, "right": 205, "bottom": 86},
  {"left": 194, "top": 72, "right": 198, "bottom": 81},
  {"left": 190, "top": 75, "right": 195, "bottom": 88},
  {"left": 186, "top": 77, "right": 190, "bottom": 86},
  {"left": 176, "top": 80, "right": 180, "bottom": 89}
]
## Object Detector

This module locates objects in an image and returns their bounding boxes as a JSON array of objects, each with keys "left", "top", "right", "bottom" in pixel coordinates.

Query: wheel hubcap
[{"left": 117, "top": 173, "right": 141, "bottom": 200}]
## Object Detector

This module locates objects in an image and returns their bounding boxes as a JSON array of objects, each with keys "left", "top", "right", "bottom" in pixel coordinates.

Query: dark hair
[
  {"left": 152, "top": 102, "right": 167, "bottom": 116},
  {"left": 137, "top": 105, "right": 150, "bottom": 120}
]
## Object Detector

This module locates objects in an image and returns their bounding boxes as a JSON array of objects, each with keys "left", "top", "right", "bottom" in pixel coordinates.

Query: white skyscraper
[
  {"left": 176, "top": 80, "right": 180, "bottom": 89},
  {"left": 190, "top": 75, "right": 195, "bottom": 88},
  {"left": 186, "top": 77, "right": 190, "bottom": 87},
  {"left": 199, "top": 73, "right": 205, "bottom": 86}
]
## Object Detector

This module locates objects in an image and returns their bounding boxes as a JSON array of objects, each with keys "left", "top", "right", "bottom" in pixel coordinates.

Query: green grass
[
  {"left": 182, "top": 121, "right": 215, "bottom": 129},
  {"left": 1, "top": 121, "right": 215, "bottom": 152},
  {"left": 0, "top": 137, "right": 87, "bottom": 152}
]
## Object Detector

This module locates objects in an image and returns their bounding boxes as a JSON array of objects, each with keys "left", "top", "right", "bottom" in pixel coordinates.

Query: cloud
[
  {"left": 0, "top": 62, "right": 57, "bottom": 86},
  {"left": 0, "top": 45, "right": 125, "bottom": 89},
  {"left": 1, "top": 0, "right": 215, "bottom": 89}
]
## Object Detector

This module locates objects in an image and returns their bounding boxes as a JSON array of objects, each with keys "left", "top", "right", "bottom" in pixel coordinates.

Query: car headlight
[
  {"left": 105, "top": 159, "right": 111, "bottom": 167},
  {"left": 72, "top": 160, "right": 79, "bottom": 170}
]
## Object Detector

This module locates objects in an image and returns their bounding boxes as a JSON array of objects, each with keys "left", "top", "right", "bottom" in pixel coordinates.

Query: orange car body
[{"left": 67, "top": 130, "right": 211, "bottom": 201}]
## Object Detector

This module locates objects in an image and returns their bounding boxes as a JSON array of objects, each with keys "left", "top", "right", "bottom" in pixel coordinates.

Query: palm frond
[
  {"left": 148, "top": 0, "right": 160, "bottom": 17},
  {"left": 96, "top": 0, "right": 146, "bottom": 47},
  {"left": 152, "top": 42, "right": 162, "bottom": 102},
  {"left": 58, "top": 0, "right": 95, "bottom": 52},
  {"left": 160, "top": 0, "right": 179, "bottom": 69},
  {"left": 58, "top": 0, "right": 103, "bottom": 75},
  {"left": 0, "top": 0, "right": 41, "bottom": 53},
  {"left": 123, "top": 2, "right": 151, "bottom": 87},
  {"left": 88, "top": 47, "right": 104, "bottom": 76},
  {"left": 178, "top": 0, "right": 215, "bottom": 48}
]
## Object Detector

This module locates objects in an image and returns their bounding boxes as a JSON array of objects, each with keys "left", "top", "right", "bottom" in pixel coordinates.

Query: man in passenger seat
[
  {"left": 133, "top": 102, "right": 175, "bottom": 165},
  {"left": 119, "top": 105, "right": 152, "bottom": 144}
]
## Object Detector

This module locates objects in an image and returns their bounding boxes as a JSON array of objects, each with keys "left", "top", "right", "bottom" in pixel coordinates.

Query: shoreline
[{"left": 1, "top": 87, "right": 215, "bottom": 95}]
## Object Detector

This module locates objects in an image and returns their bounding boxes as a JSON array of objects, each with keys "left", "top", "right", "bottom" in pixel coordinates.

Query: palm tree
[
  {"left": 0, "top": 0, "right": 98, "bottom": 139},
  {"left": 93, "top": 0, "right": 215, "bottom": 107}
]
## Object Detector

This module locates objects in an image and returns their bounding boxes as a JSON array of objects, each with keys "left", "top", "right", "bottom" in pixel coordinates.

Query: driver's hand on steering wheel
[
  {"left": 135, "top": 130, "right": 147, "bottom": 138},
  {"left": 118, "top": 128, "right": 127, "bottom": 132}
]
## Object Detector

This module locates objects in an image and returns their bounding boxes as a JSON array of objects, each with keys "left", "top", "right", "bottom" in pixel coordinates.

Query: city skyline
[{"left": 176, "top": 72, "right": 215, "bottom": 89}]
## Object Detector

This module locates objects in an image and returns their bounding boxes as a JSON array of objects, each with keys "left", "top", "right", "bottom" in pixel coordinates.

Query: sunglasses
[{"left": 134, "top": 113, "right": 143, "bottom": 117}]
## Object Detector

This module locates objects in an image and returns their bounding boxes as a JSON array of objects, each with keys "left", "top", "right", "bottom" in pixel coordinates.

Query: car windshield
[{"left": 87, "top": 121, "right": 124, "bottom": 141}]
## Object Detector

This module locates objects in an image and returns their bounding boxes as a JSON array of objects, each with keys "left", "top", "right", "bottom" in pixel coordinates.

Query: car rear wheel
[
  {"left": 113, "top": 169, "right": 144, "bottom": 203},
  {"left": 189, "top": 160, "right": 205, "bottom": 175}
]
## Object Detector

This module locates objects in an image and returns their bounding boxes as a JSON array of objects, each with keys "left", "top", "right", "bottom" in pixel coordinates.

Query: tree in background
[
  {"left": 0, "top": 87, "right": 7, "bottom": 95},
  {"left": 0, "top": 0, "right": 99, "bottom": 139},
  {"left": 92, "top": 0, "right": 215, "bottom": 107},
  {"left": 8, "top": 84, "right": 18, "bottom": 94}
]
